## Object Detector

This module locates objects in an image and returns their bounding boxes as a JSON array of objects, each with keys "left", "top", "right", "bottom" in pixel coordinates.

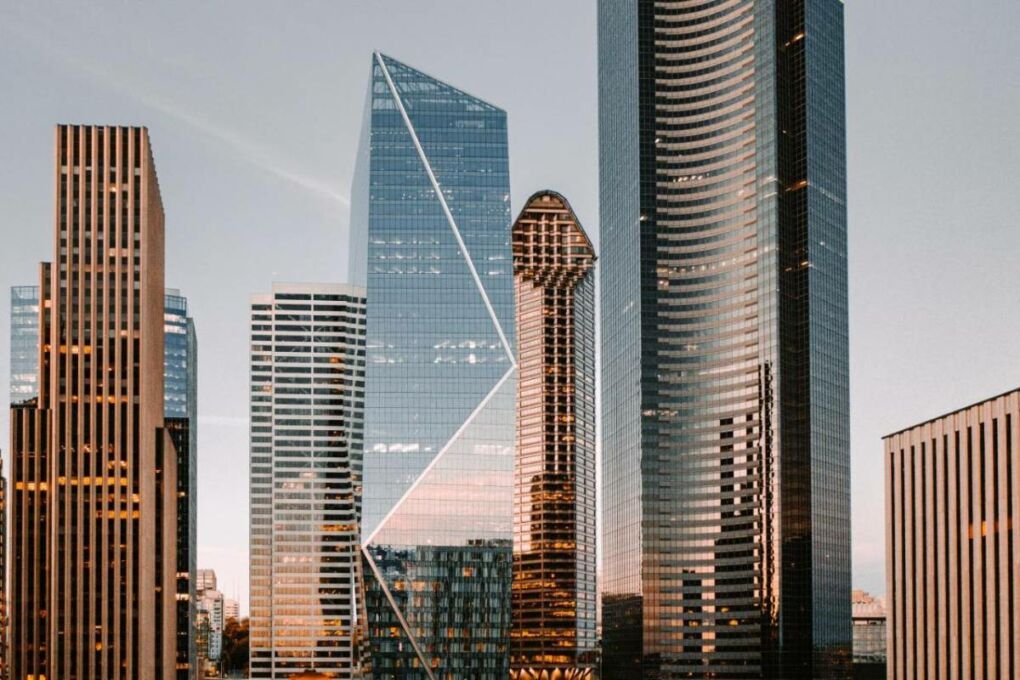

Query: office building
[
  {"left": 884, "top": 389, "right": 1020, "bottom": 680},
  {"left": 165, "top": 290, "right": 198, "bottom": 679},
  {"left": 11, "top": 284, "right": 198, "bottom": 678},
  {"left": 509, "top": 192, "right": 597, "bottom": 678},
  {"left": 224, "top": 598, "right": 240, "bottom": 622},
  {"left": 196, "top": 568, "right": 217, "bottom": 593},
  {"left": 10, "top": 286, "right": 40, "bottom": 404},
  {"left": 350, "top": 53, "right": 516, "bottom": 678},
  {"left": 199, "top": 589, "right": 225, "bottom": 663},
  {"left": 851, "top": 591, "right": 886, "bottom": 680},
  {"left": 9, "top": 124, "right": 177, "bottom": 679},
  {"left": 249, "top": 283, "right": 367, "bottom": 678},
  {"left": 599, "top": 2, "right": 851, "bottom": 677}
]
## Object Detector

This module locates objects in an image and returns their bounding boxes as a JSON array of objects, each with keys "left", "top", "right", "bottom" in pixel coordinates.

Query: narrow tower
[
  {"left": 510, "top": 192, "right": 597, "bottom": 679},
  {"left": 248, "top": 283, "right": 367, "bottom": 678},
  {"left": 9, "top": 124, "right": 177, "bottom": 680}
]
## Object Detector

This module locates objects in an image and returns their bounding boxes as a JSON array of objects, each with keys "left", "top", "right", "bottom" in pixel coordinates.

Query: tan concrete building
[
  {"left": 884, "top": 389, "right": 1020, "bottom": 680},
  {"left": 510, "top": 191, "right": 597, "bottom": 680},
  {"left": 9, "top": 125, "right": 177, "bottom": 679}
]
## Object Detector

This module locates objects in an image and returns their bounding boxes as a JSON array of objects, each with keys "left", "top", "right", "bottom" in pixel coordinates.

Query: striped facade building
[
  {"left": 885, "top": 389, "right": 1020, "bottom": 680},
  {"left": 9, "top": 124, "right": 178, "bottom": 680},
  {"left": 249, "top": 283, "right": 367, "bottom": 678}
]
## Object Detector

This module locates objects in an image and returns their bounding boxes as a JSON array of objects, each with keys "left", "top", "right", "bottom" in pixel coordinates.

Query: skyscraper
[
  {"left": 350, "top": 52, "right": 516, "bottom": 679},
  {"left": 599, "top": 2, "right": 851, "bottom": 677},
  {"left": 249, "top": 283, "right": 367, "bottom": 679},
  {"left": 9, "top": 124, "right": 178, "bottom": 680},
  {"left": 510, "top": 192, "right": 597, "bottom": 679},
  {"left": 165, "top": 290, "right": 198, "bottom": 680},
  {"left": 11, "top": 284, "right": 198, "bottom": 679},
  {"left": 10, "top": 285, "right": 40, "bottom": 404},
  {"left": 884, "top": 389, "right": 1019, "bottom": 680},
  {"left": 851, "top": 590, "right": 886, "bottom": 680}
]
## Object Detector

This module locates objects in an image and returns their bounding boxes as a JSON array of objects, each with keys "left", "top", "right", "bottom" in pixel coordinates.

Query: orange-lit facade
[
  {"left": 510, "top": 192, "right": 597, "bottom": 680},
  {"left": 884, "top": 390, "right": 1020, "bottom": 680},
  {"left": 9, "top": 125, "right": 177, "bottom": 680}
]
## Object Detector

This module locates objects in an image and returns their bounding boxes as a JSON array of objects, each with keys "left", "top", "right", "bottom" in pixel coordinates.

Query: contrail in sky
[{"left": 1, "top": 11, "right": 350, "bottom": 207}]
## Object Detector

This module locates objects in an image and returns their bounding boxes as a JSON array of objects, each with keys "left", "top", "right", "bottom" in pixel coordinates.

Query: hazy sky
[{"left": 1, "top": 1, "right": 1018, "bottom": 613}]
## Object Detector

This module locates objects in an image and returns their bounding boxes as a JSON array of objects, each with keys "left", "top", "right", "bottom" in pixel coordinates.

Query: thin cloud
[{"left": 1, "top": 13, "right": 349, "bottom": 207}]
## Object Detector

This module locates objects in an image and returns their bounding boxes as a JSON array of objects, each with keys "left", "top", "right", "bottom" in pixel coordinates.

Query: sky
[{"left": 1, "top": 0, "right": 1018, "bottom": 614}]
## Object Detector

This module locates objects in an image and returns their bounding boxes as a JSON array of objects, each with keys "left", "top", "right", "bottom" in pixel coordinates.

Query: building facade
[
  {"left": 199, "top": 589, "right": 225, "bottom": 664},
  {"left": 350, "top": 53, "right": 516, "bottom": 678},
  {"left": 165, "top": 289, "right": 199, "bottom": 680},
  {"left": 510, "top": 192, "right": 597, "bottom": 679},
  {"left": 10, "top": 285, "right": 40, "bottom": 405},
  {"left": 598, "top": 1, "right": 851, "bottom": 677},
  {"left": 11, "top": 284, "right": 198, "bottom": 678},
  {"left": 851, "top": 590, "right": 886, "bottom": 680},
  {"left": 196, "top": 569, "right": 217, "bottom": 593},
  {"left": 249, "top": 283, "right": 367, "bottom": 678},
  {"left": 884, "top": 390, "right": 1020, "bottom": 680},
  {"left": 9, "top": 124, "right": 178, "bottom": 679},
  {"left": 224, "top": 598, "right": 240, "bottom": 622}
]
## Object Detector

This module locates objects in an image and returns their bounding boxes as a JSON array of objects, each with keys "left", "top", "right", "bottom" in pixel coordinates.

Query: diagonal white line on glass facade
[
  {"left": 362, "top": 363, "right": 516, "bottom": 547},
  {"left": 375, "top": 51, "right": 516, "bottom": 368},
  {"left": 361, "top": 546, "right": 436, "bottom": 680}
]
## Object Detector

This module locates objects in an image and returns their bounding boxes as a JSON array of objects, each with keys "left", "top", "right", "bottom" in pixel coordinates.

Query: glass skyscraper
[
  {"left": 599, "top": 2, "right": 850, "bottom": 678},
  {"left": 165, "top": 289, "right": 199, "bottom": 680},
  {"left": 350, "top": 53, "right": 516, "bottom": 678},
  {"left": 10, "top": 285, "right": 41, "bottom": 405}
]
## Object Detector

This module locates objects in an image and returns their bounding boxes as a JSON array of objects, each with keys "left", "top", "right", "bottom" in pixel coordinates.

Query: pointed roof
[{"left": 374, "top": 52, "right": 503, "bottom": 113}]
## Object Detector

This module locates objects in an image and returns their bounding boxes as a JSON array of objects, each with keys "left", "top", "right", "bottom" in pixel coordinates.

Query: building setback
[
  {"left": 598, "top": 1, "right": 851, "bottom": 677},
  {"left": 350, "top": 52, "right": 516, "bottom": 679},
  {"left": 884, "top": 389, "right": 1020, "bottom": 680},
  {"left": 249, "top": 283, "right": 367, "bottom": 678},
  {"left": 9, "top": 124, "right": 177, "bottom": 680},
  {"left": 510, "top": 192, "right": 597, "bottom": 679}
]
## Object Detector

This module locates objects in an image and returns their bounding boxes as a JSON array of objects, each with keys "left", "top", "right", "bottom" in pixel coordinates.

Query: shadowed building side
[{"left": 510, "top": 192, "right": 597, "bottom": 680}]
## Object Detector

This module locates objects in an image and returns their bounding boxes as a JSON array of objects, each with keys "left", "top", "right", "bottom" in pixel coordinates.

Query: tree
[{"left": 220, "top": 617, "right": 249, "bottom": 677}]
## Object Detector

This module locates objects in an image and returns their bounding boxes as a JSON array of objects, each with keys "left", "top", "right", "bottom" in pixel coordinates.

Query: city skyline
[{"left": 1, "top": 0, "right": 1019, "bottom": 620}]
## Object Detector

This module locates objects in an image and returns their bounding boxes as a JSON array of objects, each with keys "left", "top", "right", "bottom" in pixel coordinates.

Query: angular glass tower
[
  {"left": 350, "top": 53, "right": 516, "bottom": 679},
  {"left": 599, "top": 2, "right": 850, "bottom": 678}
]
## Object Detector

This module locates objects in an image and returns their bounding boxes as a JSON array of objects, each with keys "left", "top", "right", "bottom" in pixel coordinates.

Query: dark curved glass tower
[{"left": 598, "top": 1, "right": 850, "bottom": 678}]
